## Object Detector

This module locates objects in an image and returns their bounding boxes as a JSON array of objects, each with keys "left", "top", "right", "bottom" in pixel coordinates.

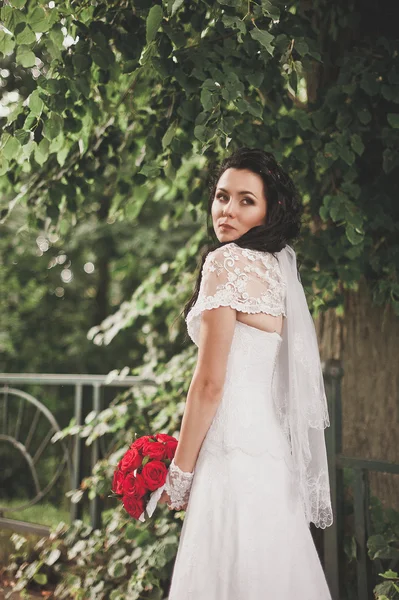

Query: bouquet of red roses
[{"left": 112, "top": 433, "right": 178, "bottom": 522}]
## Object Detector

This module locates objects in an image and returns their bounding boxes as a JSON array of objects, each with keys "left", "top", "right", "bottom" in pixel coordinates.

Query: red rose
[
  {"left": 131, "top": 435, "right": 152, "bottom": 454},
  {"left": 155, "top": 434, "right": 178, "bottom": 460},
  {"left": 120, "top": 447, "right": 142, "bottom": 473},
  {"left": 122, "top": 494, "right": 145, "bottom": 519},
  {"left": 164, "top": 440, "right": 178, "bottom": 460},
  {"left": 155, "top": 433, "right": 175, "bottom": 443},
  {"left": 142, "top": 439, "right": 167, "bottom": 460},
  {"left": 122, "top": 472, "right": 147, "bottom": 499},
  {"left": 141, "top": 460, "right": 168, "bottom": 491},
  {"left": 112, "top": 469, "right": 124, "bottom": 496}
]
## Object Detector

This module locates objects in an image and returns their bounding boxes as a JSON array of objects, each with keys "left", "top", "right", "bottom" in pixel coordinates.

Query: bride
[{"left": 159, "top": 147, "right": 333, "bottom": 599}]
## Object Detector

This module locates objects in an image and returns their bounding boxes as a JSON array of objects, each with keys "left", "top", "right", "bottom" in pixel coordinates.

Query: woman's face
[{"left": 211, "top": 168, "right": 267, "bottom": 242}]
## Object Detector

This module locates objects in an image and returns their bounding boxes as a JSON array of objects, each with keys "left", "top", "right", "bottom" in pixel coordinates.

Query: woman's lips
[{"left": 219, "top": 223, "right": 235, "bottom": 230}]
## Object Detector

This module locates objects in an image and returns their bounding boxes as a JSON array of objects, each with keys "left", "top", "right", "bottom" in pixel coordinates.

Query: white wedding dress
[{"left": 167, "top": 243, "right": 332, "bottom": 600}]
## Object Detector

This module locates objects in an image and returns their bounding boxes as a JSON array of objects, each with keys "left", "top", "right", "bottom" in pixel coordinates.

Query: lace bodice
[
  {"left": 186, "top": 243, "right": 287, "bottom": 346},
  {"left": 185, "top": 243, "right": 290, "bottom": 459}
]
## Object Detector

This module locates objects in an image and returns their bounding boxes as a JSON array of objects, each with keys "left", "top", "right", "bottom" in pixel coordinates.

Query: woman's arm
[
  {"left": 172, "top": 374, "right": 223, "bottom": 473},
  {"left": 159, "top": 305, "right": 236, "bottom": 507},
  {"left": 173, "top": 304, "right": 237, "bottom": 472},
  {"left": 158, "top": 376, "right": 222, "bottom": 509},
  {"left": 159, "top": 304, "right": 237, "bottom": 507}
]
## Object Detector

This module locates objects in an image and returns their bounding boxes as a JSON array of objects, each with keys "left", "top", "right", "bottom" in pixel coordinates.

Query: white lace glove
[{"left": 164, "top": 458, "right": 195, "bottom": 509}]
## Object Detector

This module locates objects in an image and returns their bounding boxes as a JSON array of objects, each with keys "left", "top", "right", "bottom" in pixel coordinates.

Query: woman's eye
[{"left": 216, "top": 194, "right": 254, "bottom": 204}]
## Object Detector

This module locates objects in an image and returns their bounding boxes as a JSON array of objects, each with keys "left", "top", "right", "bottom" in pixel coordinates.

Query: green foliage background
[{"left": 1, "top": 0, "right": 399, "bottom": 598}]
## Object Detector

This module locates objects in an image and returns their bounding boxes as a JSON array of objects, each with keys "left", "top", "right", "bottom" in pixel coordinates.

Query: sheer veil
[{"left": 272, "top": 244, "right": 333, "bottom": 528}]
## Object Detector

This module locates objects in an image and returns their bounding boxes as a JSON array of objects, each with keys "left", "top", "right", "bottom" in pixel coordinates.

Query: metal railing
[
  {"left": 323, "top": 359, "right": 399, "bottom": 600},
  {"left": 0, "top": 373, "right": 156, "bottom": 534}
]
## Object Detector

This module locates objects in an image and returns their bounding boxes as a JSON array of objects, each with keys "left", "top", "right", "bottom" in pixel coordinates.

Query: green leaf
[
  {"left": 146, "top": 5, "right": 163, "bottom": 45},
  {"left": 246, "top": 71, "right": 264, "bottom": 87},
  {"left": 2, "top": 135, "right": 20, "bottom": 160},
  {"left": 108, "top": 560, "right": 127, "bottom": 578},
  {"left": 307, "top": 49, "right": 322, "bottom": 61},
  {"left": 169, "top": 0, "right": 184, "bottom": 16},
  {"left": 379, "top": 570, "right": 399, "bottom": 579},
  {"left": 294, "top": 110, "right": 312, "bottom": 131},
  {"left": 24, "top": 112, "right": 37, "bottom": 129},
  {"left": 382, "top": 148, "right": 399, "bottom": 173},
  {"left": 222, "top": 15, "right": 246, "bottom": 36},
  {"left": 72, "top": 54, "right": 92, "bottom": 74},
  {"left": 247, "top": 101, "right": 263, "bottom": 118},
  {"left": 10, "top": 0, "right": 27, "bottom": 7},
  {"left": 350, "top": 134, "right": 364, "bottom": 156},
  {"left": 295, "top": 40, "right": 309, "bottom": 56},
  {"left": 125, "top": 523, "right": 138, "bottom": 540},
  {"left": 33, "top": 573, "right": 47, "bottom": 585},
  {"left": 1, "top": 6, "right": 25, "bottom": 33},
  {"left": 324, "top": 141, "right": 340, "bottom": 160},
  {"left": 14, "top": 129, "right": 30, "bottom": 145},
  {"left": 250, "top": 28, "right": 274, "bottom": 56},
  {"left": 92, "top": 46, "right": 115, "bottom": 69},
  {"left": 277, "top": 118, "right": 296, "bottom": 138},
  {"left": 339, "top": 146, "right": 355, "bottom": 166},
  {"left": 200, "top": 87, "right": 215, "bottom": 111},
  {"left": 193, "top": 124, "right": 207, "bottom": 142},
  {"left": 261, "top": 0, "right": 281, "bottom": 19},
  {"left": 346, "top": 225, "right": 364, "bottom": 245},
  {"left": 44, "top": 38, "right": 62, "bottom": 61},
  {"left": 75, "top": 76, "right": 91, "bottom": 99},
  {"left": 162, "top": 22, "right": 186, "bottom": 48},
  {"left": 34, "top": 138, "right": 49, "bottom": 165},
  {"left": 56, "top": 145, "right": 69, "bottom": 167},
  {"left": 357, "top": 108, "right": 371, "bottom": 125},
  {"left": 15, "top": 24, "right": 36, "bottom": 45},
  {"left": 0, "top": 31, "right": 15, "bottom": 56},
  {"left": 43, "top": 113, "right": 63, "bottom": 140},
  {"left": 225, "top": 71, "right": 244, "bottom": 99},
  {"left": 162, "top": 120, "right": 178, "bottom": 150},
  {"left": 29, "top": 90, "right": 44, "bottom": 116},
  {"left": 382, "top": 84, "right": 399, "bottom": 103},
  {"left": 29, "top": 7, "right": 50, "bottom": 33},
  {"left": 329, "top": 194, "right": 346, "bottom": 222},
  {"left": 0, "top": 156, "right": 9, "bottom": 176},
  {"left": 382, "top": 148, "right": 399, "bottom": 174},
  {"left": 312, "top": 109, "right": 331, "bottom": 131},
  {"left": 139, "top": 163, "right": 161, "bottom": 178},
  {"left": 164, "top": 157, "right": 176, "bottom": 180},
  {"left": 45, "top": 548, "right": 61, "bottom": 566},
  {"left": 319, "top": 205, "right": 329, "bottom": 222},
  {"left": 387, "top": 113, "right": 399, "bottom": 129},
  {"left": 360, "top": 72, "right": 380, "bottom": 96},
  {"left": 40, "top": 79, "right": 62, "bottom": 94},
  {"left": 219, "top": 116, "right": 234, "bottom": 135},
  {"left": 16, "top": 44, "right": 36, "bottom": 68},
  {"left": 217, "top": 0, "right": 242, "bottom": 5}
]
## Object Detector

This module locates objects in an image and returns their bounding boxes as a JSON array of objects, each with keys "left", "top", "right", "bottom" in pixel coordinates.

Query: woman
[{"left": 159, "top": 147, "right": 333, "bottom": 599}]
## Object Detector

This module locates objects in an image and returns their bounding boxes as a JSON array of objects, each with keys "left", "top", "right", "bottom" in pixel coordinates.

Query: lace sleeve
[
  {"left": 186, "top": 242, "right": 286, "bottom": 346},
  {"left": 164, "top": 458, "right": 194, "bottom": 509}
]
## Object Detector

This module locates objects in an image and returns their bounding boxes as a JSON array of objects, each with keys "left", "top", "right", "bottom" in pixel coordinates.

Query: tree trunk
[{"left": 316, "top": 277, "right": 399, "bottom": 508}]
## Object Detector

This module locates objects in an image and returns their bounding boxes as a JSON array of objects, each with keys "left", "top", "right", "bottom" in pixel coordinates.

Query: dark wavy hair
[{"left": 183, "top": 147, "right": 304, "bottom": 319}]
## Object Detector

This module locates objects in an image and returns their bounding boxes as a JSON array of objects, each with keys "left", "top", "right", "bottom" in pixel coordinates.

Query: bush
[{"left": 5, "top": 347, "right": 196, "bottom": 598}]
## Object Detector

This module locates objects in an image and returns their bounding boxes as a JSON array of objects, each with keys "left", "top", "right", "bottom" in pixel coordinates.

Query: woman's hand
[
  {"left": 158, "top": 490, "right": 188, "bottom": 511},
  {"left": 158, "top": 490, "right": 170, "bottom": 505}
]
